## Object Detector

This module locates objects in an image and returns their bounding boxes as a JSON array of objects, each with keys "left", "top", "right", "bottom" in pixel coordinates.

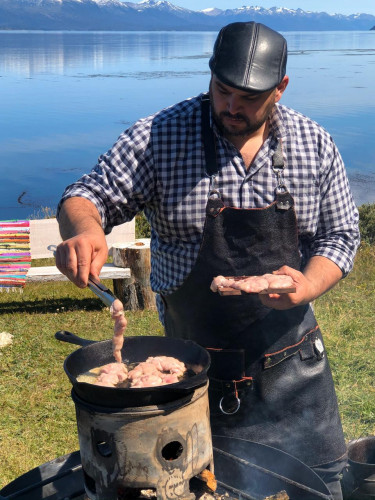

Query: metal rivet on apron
[
  {"left": 278, "top": 200, "right": 291, "bottom": 210},
  {"left": 314, "top": 338, "right": 325, "bottom": 360}
]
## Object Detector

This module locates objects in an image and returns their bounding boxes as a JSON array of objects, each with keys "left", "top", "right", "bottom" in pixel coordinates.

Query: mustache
[{"left": 220, "top": 111, "right": 248, "bottom": 121}]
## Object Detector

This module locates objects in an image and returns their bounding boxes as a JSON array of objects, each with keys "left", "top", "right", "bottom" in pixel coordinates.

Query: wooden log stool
[{"left": 112, "top": 239, "right": 156, "bottom": 311}]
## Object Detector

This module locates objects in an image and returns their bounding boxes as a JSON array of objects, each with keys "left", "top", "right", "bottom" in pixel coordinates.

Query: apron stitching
[
  {"left": 210, "top": 376, "right": 254, "bottom": 383},
  {"left": 264, "top": 324, "right": 319, "bottom": 357},
  {"left": 217, "top": 202, "right": 279, "bottom": 213}
]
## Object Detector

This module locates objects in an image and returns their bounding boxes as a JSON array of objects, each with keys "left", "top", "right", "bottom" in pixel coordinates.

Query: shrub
[
  {"left": 135, "top": 212, "right": 151, "bottom": 238},
  {"left": 358, "top": 203, "right": 375, "bottom": 245},
  {"left": 28, "top": 206, "right": 57, "bottom": 220}
]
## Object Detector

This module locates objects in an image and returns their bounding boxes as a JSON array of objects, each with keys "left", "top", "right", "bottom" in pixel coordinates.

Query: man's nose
[{"left": 227, "top": 95, "right": 242, "bottom": 114}]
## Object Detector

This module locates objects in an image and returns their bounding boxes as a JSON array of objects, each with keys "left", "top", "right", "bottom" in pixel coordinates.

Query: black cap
[{"left": 209, "top": 22, "right": 287, "bottom": 93}]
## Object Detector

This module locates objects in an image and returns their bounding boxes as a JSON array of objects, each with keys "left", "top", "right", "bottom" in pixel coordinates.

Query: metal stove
[
  {"left": 0, "top": 434, "right": 338, "bottom": 500},
  {"left": 72, "top": 382, "right": 213, "bottom": 500}
]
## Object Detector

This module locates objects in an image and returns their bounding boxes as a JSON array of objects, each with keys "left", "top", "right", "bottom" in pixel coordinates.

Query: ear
[{"left": 275, "top": 76, "right": 289, "bottom": 102}]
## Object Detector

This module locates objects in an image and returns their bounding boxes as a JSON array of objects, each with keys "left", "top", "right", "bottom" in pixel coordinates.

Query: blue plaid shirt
[{"left": 58, "top": 93, "right": 360, "bottom": 297}]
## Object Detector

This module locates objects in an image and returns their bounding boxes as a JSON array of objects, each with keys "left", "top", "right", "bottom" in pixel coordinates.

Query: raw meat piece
[
  {"left": 128, "top": 361, "right": 160, "bottom": 381},
  {"left": 232, "top": 275, "right": 270, "bottom": 293},
  {"left": 110, "top": 298, "right": 127, "bottom": 363},
  {"left": 211, "top": 273, "right": 295, "bottom": 294},
  {"left": 130, "top": 374, "right": 164, "bottom": 388},
  {"left": 95, "top": 373, "right": 121, "bottom": 387},
  {"left": 146, "top": 356, "right": 186, "bottom": 376},
  {"left": 127, "top": 356, "right": 187, "bottom": 388},
  {"left": 94, "top": 362, "right": 128, "bottom": 387},
  {"left": 160, "top": 373, "right": 180, "bottom": 384},
  {"left": 262, "top": 274, "right": 294, "bottom": 289},
  {"left": 210, "top": 275, "right": 237, "bottom": 292}
]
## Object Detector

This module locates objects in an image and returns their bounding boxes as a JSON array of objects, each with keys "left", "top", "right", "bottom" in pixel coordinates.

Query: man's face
[{"left": 209, "top": 75, "right": 277, "bottom": 139}]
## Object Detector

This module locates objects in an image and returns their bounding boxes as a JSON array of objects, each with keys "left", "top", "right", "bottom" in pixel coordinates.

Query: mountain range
[{"left": 1, "top": 0, "right": 375, "bottom": 31}]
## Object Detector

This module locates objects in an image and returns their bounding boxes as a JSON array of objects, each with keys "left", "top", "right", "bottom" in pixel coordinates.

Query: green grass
[
  {"left": 0, "top": 246, "right": 374, "bottom": 488},
  {"left": 314, "top": 244, "right": 375, "bottom": 438}
]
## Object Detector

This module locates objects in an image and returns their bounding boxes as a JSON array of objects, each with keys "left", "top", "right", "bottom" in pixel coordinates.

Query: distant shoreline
[
  {"left": 1, "top": 0, "right": 375, "bottom": 32},
  {"left": 1, "top": 28, "right": 374, "bottom": 32}
]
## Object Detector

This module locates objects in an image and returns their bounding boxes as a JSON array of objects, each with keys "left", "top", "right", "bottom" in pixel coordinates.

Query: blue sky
[{"left": 169, "top": 1, "right": 375, "bottom": 15}]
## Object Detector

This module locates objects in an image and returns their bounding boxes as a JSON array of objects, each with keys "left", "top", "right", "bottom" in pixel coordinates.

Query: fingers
[
  {"left": 55, "top": 240, "right": 88, "bottom": 287},
  {"left": 260, "top": 266, "right": 312, "bottom": 309},
  {"left": 273, "top": 265, "right": 302, "bottom": 280},
  {"left": 55, "top": 235, "right": 108, "bottom": 288},
  {"left": 90, "top": 246, "right": 109, "bottom": 281},
  {"left": 259, "top": 293, "right": 294, "bottom": 310}
]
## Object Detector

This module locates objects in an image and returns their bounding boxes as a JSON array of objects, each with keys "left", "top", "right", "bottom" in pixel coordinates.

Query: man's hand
[
  {"left": 55, "top": 197, "right": 108, "bottom": 288},
  {"left": 55, "top": 232, "right": 108, "bottom": 288},
  {"left": 259, "top": 256, "right": 343, "bottom": 310}
]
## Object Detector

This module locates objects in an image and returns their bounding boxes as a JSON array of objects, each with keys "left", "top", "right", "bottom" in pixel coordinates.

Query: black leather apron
[{"left": 162, "top": 96, "right": 346, "bottom": 467}]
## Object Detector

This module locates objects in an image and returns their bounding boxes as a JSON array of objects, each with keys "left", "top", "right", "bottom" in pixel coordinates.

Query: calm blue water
[{"left": 0, "top": 30, "right": 374, "bottom": 220}]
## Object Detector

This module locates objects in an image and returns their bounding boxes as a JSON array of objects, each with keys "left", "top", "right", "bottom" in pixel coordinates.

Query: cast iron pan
[{"left": 55, "top": 331, "right": 210, "bottom": 408}]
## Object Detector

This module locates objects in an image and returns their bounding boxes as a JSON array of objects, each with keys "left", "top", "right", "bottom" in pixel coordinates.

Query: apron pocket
[
  {"left": 258, "top": 326, "right": 328, "bottom": 407},
  {"left": 206, "top": 348, "right": 254, "bottom": 415},
  {"left": 206, "top": 347, "right": 245, "bottom": 380},
  {"left": 262, "top": 325, "right": 321, "bottom": 369}
]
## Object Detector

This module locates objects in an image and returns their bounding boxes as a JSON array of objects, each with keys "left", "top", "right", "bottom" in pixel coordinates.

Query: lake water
[{"left": 0, "top": 30, "right": 374, "bottom": 220}]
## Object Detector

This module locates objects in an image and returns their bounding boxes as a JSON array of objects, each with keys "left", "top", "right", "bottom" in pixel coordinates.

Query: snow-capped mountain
[{"left": 0, "top": 0, "right": 374, "bottom": 31}]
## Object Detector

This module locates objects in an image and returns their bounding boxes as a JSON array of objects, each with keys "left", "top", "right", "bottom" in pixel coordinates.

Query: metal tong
[{"left": 87, "top": 275, "right": 116, "bottom": 308}]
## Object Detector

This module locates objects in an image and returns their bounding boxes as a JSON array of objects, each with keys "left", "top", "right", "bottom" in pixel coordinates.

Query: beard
[{"left": 209, "top": 85, "right": 275, "bottom": 138}]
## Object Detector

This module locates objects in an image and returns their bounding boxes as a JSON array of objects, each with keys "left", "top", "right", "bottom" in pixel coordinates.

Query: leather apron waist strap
[
  {"left": 208, "top": 325, "right": 323, "bottom": 416},
  {"left": 209, "top": 376, "right": 254, "bottom": 415}
]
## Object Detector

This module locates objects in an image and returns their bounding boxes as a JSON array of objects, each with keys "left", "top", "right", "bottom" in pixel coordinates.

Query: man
[{"left": 56, "top": 22, "right": 360, "bottom": 498}]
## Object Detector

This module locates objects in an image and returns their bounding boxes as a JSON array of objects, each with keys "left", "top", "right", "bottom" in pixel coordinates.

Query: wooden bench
[
  {"left": 28, "top": 218, "right": 135, "bottom": 283},
  {"left": 27, "top": 263, "right": 131, "bottom": 283},
  {"left": 26, "top": 219, "right": 156, "bottom": 310}
]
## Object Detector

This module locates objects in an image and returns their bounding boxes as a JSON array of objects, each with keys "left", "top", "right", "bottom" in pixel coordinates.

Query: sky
[{"left": 168, "top": 1, "right": 375, "bottom": 16}]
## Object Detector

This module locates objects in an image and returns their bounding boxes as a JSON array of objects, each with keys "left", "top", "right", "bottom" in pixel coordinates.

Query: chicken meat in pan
[{"left": 77, "top": 355, "right": 187, "bottom": 389}]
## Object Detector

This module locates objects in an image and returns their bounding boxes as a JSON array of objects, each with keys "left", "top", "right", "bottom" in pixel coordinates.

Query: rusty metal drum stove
[{"left": 71, "top": 382, "right": 213, "bottom": 500}]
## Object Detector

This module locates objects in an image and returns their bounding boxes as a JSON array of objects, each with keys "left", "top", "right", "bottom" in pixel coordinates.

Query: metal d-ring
[
  {"left": 209, "top": 189, "right": 221, "bottom": 199},
  {"left": 219, "top": 396, "right": 241, "bottom": 415}
]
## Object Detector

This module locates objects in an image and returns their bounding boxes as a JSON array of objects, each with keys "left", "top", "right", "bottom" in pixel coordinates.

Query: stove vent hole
[
  {"left": 96, "top": 440, "right": 112, "bottom": 457},
  {"left": 161, "top": 440, "right": 183, "bottom": 461}
]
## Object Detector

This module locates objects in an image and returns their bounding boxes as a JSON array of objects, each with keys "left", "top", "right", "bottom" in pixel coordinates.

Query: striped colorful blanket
[{"left": 0, "top": 220, "right": 31, "bottom": 290}]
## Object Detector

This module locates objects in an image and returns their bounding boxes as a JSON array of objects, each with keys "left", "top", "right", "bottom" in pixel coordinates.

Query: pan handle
[{"left": 55, "top": 330, "right": 97, "bottom": 347}]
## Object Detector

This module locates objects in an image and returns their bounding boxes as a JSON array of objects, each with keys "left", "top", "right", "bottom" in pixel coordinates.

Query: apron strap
[
  {"left": 272, "top": 140, "right": 294, "bottom": 210},
  {"left": 272, "top": 140, "right": 284, "bottom": 169},
  {"left": 201, "top": 95, "right": 219, "bottom": 177}
]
